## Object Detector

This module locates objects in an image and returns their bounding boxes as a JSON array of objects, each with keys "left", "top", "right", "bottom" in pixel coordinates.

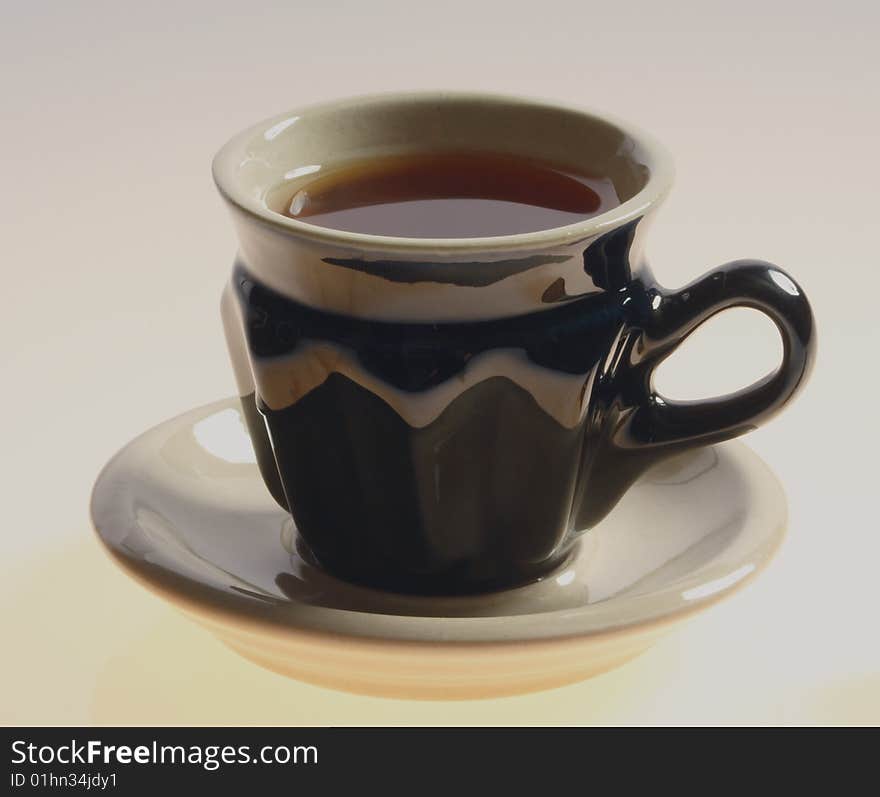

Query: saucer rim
[{"left": 91, "top": 398, "right": 787, "bottom": 647}]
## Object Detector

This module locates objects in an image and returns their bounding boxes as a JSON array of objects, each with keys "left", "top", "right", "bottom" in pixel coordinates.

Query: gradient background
[{"left": 2, "top": 0, "right": 878, "bottom": 724}]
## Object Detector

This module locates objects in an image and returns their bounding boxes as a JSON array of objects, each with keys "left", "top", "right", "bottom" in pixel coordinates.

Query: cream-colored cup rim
[{"left": 212, "top": 91, "right": 675, "bottom": 255}]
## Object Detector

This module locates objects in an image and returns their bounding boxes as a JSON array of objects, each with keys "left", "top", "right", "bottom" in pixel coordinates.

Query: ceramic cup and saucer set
[{"left": 91, "top": 93, "right": 815, "bottom": 699}]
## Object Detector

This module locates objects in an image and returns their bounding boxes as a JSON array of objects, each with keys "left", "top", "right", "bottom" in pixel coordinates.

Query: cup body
[{"left": 214, "top": 93, "right": 814, "bottom": 594}]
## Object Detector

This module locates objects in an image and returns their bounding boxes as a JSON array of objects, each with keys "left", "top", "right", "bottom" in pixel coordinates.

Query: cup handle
[{"left": 620, "top": 259, "right": 816, "bottom": 451}]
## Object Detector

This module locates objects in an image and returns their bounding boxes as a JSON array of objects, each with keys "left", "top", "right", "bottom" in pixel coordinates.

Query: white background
[{"left": 2, "top": 0, "right": 878, "bottom": 724}]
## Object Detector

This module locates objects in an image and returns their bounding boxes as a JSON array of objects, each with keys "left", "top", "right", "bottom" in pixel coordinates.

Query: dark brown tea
[{"left": 279, "top": 151, "right": 620, "bottom": 238}]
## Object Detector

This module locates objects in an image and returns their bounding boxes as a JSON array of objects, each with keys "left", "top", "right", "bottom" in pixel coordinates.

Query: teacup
[{"left": 214, "top": 92, "right": 815, "bottom": 595}]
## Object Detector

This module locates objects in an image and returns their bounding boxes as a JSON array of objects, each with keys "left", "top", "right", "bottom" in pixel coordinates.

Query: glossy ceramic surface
[
  {"left": 91, "top": 399, "right": 788, "bottom": 699},
  {"left": 216, "top": 93, "right": 814, "bottom": 594}
]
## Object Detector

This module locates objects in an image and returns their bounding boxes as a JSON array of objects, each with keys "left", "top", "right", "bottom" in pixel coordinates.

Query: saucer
[{"left": 91, "top": 398, "right": 787, "bottom": 700}]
